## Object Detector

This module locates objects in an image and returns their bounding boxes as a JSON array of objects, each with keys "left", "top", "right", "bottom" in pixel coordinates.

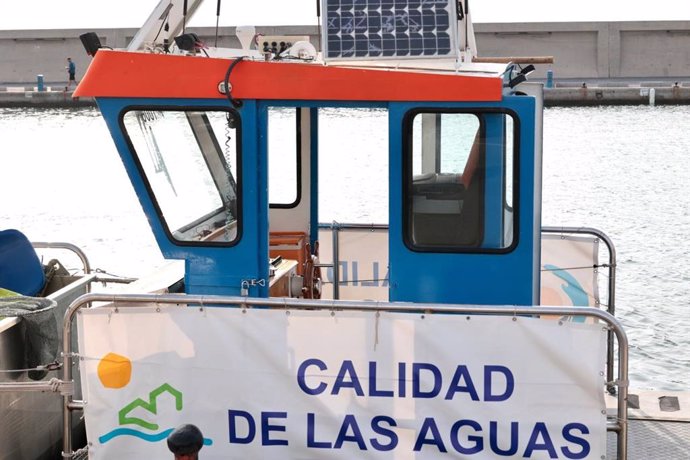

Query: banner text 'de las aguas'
[{"left": 78, "top": 307, "right": 607, "bottom": 459}]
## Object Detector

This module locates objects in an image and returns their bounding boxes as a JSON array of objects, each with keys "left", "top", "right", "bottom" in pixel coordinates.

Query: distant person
[{"left": 66, "top": 57, "right": 76, "bottom": 90}]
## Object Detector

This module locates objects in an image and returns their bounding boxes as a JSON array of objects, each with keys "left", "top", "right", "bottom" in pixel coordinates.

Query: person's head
[
  {"left": 67, "top": 57, "right": 72, "bottom": 62},
  {"left": 167, "top": 424, "right": 204, "bottom": 459}
]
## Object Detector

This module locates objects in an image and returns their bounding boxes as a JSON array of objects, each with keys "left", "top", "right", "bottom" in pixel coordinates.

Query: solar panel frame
[{"left": 321, "top": 0, "right": 459, "bottom": 61}]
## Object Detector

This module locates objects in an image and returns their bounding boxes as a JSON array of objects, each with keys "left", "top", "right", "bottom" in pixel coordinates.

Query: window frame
[
  {"left": 268, "top": 107, "right": 302, "bottom": 209},
  {"left": 119, "top": 105, "right": 243, "bottom": 247},
  {"left": 402, "top": 107, "right": 520, "bottom": 254}
]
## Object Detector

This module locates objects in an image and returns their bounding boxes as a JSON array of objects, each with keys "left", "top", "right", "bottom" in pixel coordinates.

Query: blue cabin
[{"left": 76, "top": 50, "right": 542, "bottom": 306}]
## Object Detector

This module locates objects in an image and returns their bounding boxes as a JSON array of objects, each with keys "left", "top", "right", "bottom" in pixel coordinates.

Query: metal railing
[
  {"left": 542, "top": 226, "right": 617, "bottom": 393},
  {"left": 319, "top": 221, "right": 389, "bottom": 299},
  {"left": 319, "top": 224, "right": 615, "bottom": 304},
  {"left": 60, "top": 293, "right": 629, "bottom": 459},
  {"left": 320, "top": 223, "right": 619, "bottom": 393},
  {"left": 32, "top": 242, "right": 92, "bottom": 274}
]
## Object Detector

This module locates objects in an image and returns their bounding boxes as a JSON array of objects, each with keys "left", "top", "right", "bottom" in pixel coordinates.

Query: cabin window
[
  {"left": 319, "top": 107, "right": 389, "bottom": 223},
  {"left": 122, "top": 109, "right": 240, "bottom": 245},
  {"left": 404, "top": 110, "right": 518, "bottom": 251},
  {"left": 268, "top": 107, "right": 300, "bottom": 207}
]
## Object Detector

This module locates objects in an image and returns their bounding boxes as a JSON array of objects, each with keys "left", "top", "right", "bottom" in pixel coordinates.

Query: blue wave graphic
[
  {"left": 99, "top": 427, "right": 213, "bottom": 446},
  {"left": 99, "top": 427, "right": 173, "bottom": 444}
]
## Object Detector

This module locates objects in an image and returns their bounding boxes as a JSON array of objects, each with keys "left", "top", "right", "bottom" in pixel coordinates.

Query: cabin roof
[{"left": 74, "top": 50, "right": 504, "bottom": 102}]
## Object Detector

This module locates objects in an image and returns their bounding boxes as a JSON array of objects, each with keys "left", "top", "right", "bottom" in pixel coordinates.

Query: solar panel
[{"left": 322, "top": 0, "right": 458, "bottom": 60}]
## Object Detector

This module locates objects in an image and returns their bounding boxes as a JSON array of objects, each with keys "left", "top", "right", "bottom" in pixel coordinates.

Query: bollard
[
  {"left": 545, "top": 69, "right": 554, "bottom": 88},
  {"left": 37, "top": 74, "right": 44, "bottom": 92}
]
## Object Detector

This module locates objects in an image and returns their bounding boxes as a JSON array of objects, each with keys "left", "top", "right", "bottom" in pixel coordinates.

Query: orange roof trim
[{"left": 75, "top": 50, "right": 503, "bottom": 102}]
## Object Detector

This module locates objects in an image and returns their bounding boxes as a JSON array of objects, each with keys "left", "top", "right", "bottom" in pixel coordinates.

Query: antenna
[
  {"left": 183, "top": 0, "right": 188, "bottom": 33},
  {"left": 215, "top": 0, "right": 222, "bottom": 47},
  {"left": 127, "top": 0, "right": 205, "bottom": 51},
  {"left": 465, "top": 0, "right": 469, "bottom": 55},
  {"left": 316, "top": 0, "right": 322, "bottom": 54}
]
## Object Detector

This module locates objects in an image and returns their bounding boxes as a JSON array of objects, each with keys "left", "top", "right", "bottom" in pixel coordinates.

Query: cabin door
[
  {"left": 101, "top": 98, "right": 268, "bottom": 297},
  {"left": 388, "top": 97, "right": 541, "bottom": 306},
  {"left": 261, "top": 105, "right": 312, "bottom": 247},
  {"left": 265, "top": 107, "right": 313, "bottom": 237},
  {"left": 262, "top": 106, "right": 318, "bottom": 287}
]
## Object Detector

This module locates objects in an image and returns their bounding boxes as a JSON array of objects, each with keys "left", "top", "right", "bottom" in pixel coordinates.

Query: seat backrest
[{"left": 0, "top": 229, "right": 45, "bottom": 296}]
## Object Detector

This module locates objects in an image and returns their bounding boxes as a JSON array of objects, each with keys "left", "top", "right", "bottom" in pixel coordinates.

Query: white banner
[
  {"left": 318, "top": 227, "right": 389, "bottom": 301},
  {"left": 541, "top": 234, "right": 600, "bottom": 308},
  {"left": 78, "top": 306, "right": 607, "bottom": 459}
]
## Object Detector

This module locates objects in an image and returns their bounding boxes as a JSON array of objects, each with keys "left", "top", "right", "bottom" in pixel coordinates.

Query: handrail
[
  {"left": 61, "top": 293, "right": 629, "bottom": 459},
  {"left": 541, "top": 226, "right": 616, "bottom": 312},
  {"left": 542, "top": 226, "right": 617, "bottom": 393},
  {"left": 318, "top": 223, "right": 619, "bottom": 393},
  {"left": 318, "top": 221, "right": 389, "bottom": 299},
  {"left": 32, "top": 242, "right": 92, "bottom": 274}
]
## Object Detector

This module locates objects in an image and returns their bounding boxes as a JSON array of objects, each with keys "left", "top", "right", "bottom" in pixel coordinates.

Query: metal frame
[
  {"left": 32, "top": 242, "right": 92, "bottom": 274},
  {"left": 319, "top": 221, "right": 389, "bottom": 300},
  {"left": 320, "top": 223, "right": 619, "bottom": 392},
  {"left": 390, "top": 99, "right": 539, "bottom": 306},
  {"left": 542, "top": 226, "right": 617, "bottom": 393},
  {"left": 320, "top": 224, "right": 616, "bottom": 303},
  {"left": 60, "top": 293, "right": 629, "bottom": 459}
]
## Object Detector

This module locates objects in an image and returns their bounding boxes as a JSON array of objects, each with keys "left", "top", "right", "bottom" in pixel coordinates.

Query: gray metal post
[{"left": 331, "top": 221, "right": 340, "bottom": 300}]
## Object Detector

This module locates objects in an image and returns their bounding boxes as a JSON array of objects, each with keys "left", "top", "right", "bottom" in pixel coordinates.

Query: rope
[
  {"left": 541, "top": 264, "right": 613, "bottom": 272},
  {"left": 223, "top": 56, "right": 245, "bottom": 109},
  {"left": 0, "top": 360, "right": 62, "bottom": 374},
  {"left": 48, "top": 377, "right": 61, "bottom": 392}
]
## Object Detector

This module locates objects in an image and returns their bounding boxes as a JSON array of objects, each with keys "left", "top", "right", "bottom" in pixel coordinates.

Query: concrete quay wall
[
  {"left": 0, "top": 26, "right": 317, "bottom": 86},
  {"left": 2, "top": 22, "right": 690, "bottom": 107},
  {"left": 474, "top": 21, "right": 690, "bottom": 80},
  {"left": 2, "top": 21, "right": 690, "bottom": 85}
]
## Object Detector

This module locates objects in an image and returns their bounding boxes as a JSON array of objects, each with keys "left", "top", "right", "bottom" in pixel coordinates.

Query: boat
[
  {"left": 2, "top": 0, "right": 688, "bottom": 458},
  {"left": 0, "top": 232, "right": 99, "bottom": 459}
]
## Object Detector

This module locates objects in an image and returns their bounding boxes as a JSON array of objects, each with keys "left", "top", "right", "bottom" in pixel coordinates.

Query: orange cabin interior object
[{"left": 269, "top": 232, "right": 308, "bottom": 276}]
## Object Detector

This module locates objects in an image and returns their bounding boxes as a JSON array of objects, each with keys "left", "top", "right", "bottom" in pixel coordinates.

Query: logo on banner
[
  {"left": 95, "top": 352, "right": 213, "bottom": 447},
  {"left": 541, "top": 264, "right": 589, "bottom": 322}
]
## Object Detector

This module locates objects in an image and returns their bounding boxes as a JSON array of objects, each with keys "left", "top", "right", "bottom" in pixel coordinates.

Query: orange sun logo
[{"left": 97, "top": 352, "right": 132, "bottom": 389}]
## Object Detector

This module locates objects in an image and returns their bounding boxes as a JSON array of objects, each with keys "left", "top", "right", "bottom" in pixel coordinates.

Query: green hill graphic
[{"left": 119, "top": 383, "right": 183, "bottom": 431}]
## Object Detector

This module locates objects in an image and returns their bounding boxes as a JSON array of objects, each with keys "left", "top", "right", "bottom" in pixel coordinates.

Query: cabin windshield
[{"left": 122, "top": 109, "right": 240, "bottom": 244}]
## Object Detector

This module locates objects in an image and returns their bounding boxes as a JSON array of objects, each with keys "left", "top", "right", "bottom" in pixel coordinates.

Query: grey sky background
[{"left": 2, "top": 0, "right": 690, "bottom": 30}]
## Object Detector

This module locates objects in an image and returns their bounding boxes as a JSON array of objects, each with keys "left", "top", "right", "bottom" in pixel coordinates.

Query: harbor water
[{"left": 0, "top": 105, "right": 688, "bottom": 392}]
